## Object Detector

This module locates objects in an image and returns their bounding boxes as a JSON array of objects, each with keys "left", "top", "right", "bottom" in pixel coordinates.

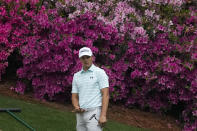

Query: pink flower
[
  {"left": 157, "top": 24, "right": 167, "bottom": 32},
  {"left": 191, "top": 53, "right": 197, "bottom": 60},
  {"left": 192, "top": 110, "right": 197, "bottom": 117},
  {"left": 134, "top": 27, "right": 146, "bottom": 36},
  {"left": 145, "top": 9, "right": 155, "bottom": 17},
  {"left": 109, "top": 54, "right": 115, "bottom": 60},
  {"left": 130, "top": 69, "right": 142, "bottom": 78}
]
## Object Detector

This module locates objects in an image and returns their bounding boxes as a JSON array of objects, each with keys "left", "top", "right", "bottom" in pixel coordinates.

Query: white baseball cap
[{"left": 78, "top": 47, "right": 93, "bottom": 58}]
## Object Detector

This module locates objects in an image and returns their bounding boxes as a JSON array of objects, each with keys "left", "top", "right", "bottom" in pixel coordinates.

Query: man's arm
[
  {"left": 99, "top": 87, "right": 109, "bottom": 126},
  {"left": 71, "top": 74, "right": 84, "bottom": 113},
  {"left": 71, "top": 93, "right": 85, "bottom": 113},
  {"left": 72, "top": 93, "right": 80, "bottom": 109}
]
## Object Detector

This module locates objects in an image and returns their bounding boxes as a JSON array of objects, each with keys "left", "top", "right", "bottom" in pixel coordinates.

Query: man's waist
[{"left": 82, "top": 106, "right": 101, "bottom": 112}]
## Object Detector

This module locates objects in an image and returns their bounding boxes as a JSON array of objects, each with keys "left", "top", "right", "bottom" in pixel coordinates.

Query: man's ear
[{"left": 79, "top": 58, "right": 82, "bottom": 62}]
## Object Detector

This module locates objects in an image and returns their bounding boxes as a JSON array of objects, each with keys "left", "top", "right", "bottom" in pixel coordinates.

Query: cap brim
[{"left": 79, "top": 53, "right": 92, "bottom": 58}]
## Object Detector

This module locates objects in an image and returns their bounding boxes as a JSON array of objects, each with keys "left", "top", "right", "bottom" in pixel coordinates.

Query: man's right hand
[{"left": 72, "top": 107, "right": 85, "bottom": 113}]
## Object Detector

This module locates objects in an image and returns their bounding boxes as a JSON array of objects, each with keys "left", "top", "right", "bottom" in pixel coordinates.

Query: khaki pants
[{"left": 76, "top": 107, "right": 102, "bottom": 131}]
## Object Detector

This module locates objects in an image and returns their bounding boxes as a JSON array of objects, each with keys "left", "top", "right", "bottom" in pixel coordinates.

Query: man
[{"left": 71, "top": 47, "right": 109, "bottom": 131}]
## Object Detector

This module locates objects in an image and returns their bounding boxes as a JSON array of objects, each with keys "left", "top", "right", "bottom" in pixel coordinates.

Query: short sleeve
[
  {"left": 71, "top": 74, "right": 78, "bottom": 93},
  {"left": 98, "top": 70, "right": 109, "bottom": 89}
]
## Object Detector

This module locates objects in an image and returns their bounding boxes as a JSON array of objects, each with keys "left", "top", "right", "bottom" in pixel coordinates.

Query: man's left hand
[{"left": 99, "top": 115, "right": 107, "bottom": 127}]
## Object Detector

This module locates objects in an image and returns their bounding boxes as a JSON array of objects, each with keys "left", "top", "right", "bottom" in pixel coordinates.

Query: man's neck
[{"left": 83, "top": 64, "right": 92, "bottom": 71}]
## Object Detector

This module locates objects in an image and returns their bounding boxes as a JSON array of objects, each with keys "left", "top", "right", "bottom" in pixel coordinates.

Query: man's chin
[
  {"left": 84, "top": 64, "right": 91, "bottom": 68},
  {"left": 85, "top": 65, "right": 90, "bottom": 67}
]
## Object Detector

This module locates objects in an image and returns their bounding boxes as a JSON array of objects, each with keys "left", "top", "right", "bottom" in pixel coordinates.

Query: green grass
[{"left": 0, "top": 95, "right": 151, "bottom": 131}]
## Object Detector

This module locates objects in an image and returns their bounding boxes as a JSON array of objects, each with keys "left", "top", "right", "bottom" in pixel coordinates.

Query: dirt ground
[{"left": 0, "top": 80, "right": 182, "bottom": 131}]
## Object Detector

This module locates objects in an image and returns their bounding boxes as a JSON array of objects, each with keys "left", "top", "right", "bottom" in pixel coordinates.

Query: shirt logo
[{"left": 90, "top": 76, "right": 93, "bottom": 79}]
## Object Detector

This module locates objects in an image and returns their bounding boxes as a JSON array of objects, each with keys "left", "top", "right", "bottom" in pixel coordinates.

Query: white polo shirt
[{"left": 71, "top": 64, "right": 109, "bottom": 109}]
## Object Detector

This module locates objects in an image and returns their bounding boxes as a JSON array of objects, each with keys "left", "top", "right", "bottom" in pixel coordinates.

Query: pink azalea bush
[
  {"left": 0, "top": 0, "right": 41, "bottom": 80},
  {"left": 17, "top": 10, "right": 121, "bottom": 99},
  {"left": 0, "top": 0, "right": 196, "bottom": 130},
  {"left": 0, "top": 0, "right": 23, "bottom": 80}
]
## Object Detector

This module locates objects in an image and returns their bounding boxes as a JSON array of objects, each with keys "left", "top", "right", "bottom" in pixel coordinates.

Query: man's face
[{"left": 79, "top": 55, "right": 93, "bottom": 68}]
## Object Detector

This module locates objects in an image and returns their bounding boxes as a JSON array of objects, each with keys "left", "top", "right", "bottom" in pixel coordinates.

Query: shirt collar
[{"left": 80, "top": 64, "right": 95, "bottom": 73}]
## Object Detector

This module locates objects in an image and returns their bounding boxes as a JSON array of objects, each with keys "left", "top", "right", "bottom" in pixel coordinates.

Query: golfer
[{"left": 71, "top": 47, "right": 109, "bottom": 131}]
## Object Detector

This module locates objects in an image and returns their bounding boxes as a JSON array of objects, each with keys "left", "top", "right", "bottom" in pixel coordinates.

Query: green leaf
[{"left": 185, "top": 86, "right": 190, "bottom": 89}]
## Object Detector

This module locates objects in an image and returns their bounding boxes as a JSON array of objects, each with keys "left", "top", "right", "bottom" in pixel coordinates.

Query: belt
[{"left": 82, "top": 106, "right": 101, "bottom": 112}]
